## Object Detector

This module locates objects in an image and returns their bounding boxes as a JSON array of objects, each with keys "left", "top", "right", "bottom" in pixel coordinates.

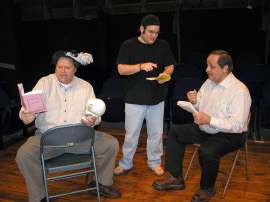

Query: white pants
[{"left": 118, "top": 102, "right": 164, "bottom": 169}]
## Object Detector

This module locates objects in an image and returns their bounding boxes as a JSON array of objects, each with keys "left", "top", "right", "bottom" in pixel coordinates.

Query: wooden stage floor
[{"left": 0, "top": 127, "right": 270, "bottom": 202}]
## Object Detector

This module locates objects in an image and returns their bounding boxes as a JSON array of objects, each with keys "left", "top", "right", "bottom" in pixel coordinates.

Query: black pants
[{"left": 165, "top": 123, "right": 246, "bottom": 190}]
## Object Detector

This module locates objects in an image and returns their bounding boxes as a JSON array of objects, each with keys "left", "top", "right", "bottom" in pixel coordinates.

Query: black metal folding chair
[{"left": 40, "top": 123, "right": 100, "bottom": 201}]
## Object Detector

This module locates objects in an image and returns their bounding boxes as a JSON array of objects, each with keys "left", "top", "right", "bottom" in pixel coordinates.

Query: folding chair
[
  {"left": 0, "top": 88, "right": 25, "bottom": 149},
  {"left": 185, "top": 52, "right": 207, "bottom": 80},
  {"left": 171, "top": 63, "right": 202, "bottom": 82},
  {"left": 234, "top": 52, "right": 262, "bottom": 77},
  {"left": 97, "top": 77, "right": 125, "bottom": 122},
  {"left": 184, "top": 112, "right": 251, "bottom": 199},
  {"left": 239, "top": 64, "right": 270, "bottom": 140},
  {"left": 258, "top": 82, "right": 270, "bottom": 138},
  {"left": 40, "top": 123, "right": 100, "bottom": 201}
]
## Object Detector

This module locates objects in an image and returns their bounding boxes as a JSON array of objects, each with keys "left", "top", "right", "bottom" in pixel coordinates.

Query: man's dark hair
[{"left": 209, "top": 50, "right": 233, "bottom": 72}]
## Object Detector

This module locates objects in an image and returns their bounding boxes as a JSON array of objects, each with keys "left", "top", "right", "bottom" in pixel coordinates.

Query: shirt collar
[
  {"left": 54, "top": 74, "right": 78, "bottom": 88},
  {"left": 219, "top": 72, "right": 234, "bottom": 89},
  {"left": 210, "top": 72, "right": 234, "bottom": 89}
]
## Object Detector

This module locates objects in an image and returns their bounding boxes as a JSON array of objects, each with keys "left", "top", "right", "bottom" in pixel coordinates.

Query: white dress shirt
[
  {"left": 20, "top": 74, "right": 101, "bottom": 133},
  {"left": 193, "top": 73, "right": 251, "bottom": 134}
]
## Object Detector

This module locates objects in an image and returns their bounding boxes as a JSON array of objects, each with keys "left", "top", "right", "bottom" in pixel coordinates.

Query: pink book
[{"left": 17, "top": 83, "right": 47, "bottom": 113}]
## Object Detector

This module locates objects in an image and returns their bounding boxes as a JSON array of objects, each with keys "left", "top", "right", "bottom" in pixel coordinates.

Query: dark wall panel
[{"left": 1, "top": 7, "right": 266, "bottom": 98}]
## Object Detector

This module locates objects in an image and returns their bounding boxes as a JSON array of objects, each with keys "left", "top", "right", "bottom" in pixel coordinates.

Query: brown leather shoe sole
[{"left": 152, "top": 182, "right": 185, "bottom": 190}]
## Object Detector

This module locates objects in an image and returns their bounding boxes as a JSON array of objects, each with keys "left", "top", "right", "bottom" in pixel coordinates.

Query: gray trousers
[{"left": 15, "top": 130, "right": 119, "bottom": 202}]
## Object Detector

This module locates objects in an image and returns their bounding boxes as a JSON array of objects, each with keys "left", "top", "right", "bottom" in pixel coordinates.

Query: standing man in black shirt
[{"left": 114, "top": 14, "right": 175, "bottom": 177}]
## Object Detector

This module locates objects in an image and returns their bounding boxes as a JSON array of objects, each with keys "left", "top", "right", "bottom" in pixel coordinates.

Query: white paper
[
  {"left": 177, "top": 101, "right": 198, "bottom": 114},
  {"left": 146, "top": 74, "right": 171, "bottom": 82},
  {"left": 146, "top": 77, "right": 157, "bottom": 80},
  {"left": 24, "top": 90, "right": 43, "bottom": 95}
]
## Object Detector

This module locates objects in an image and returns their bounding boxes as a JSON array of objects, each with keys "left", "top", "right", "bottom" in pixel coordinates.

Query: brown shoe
[
  {"left": 88, "top": 181, "right": 121, "bottom": 199},
  {"left": 152, "top": 173, "right": 185, "bottom": 190},
  {"left": 191, "top": 187, "right": 216, "bottom": 202}
]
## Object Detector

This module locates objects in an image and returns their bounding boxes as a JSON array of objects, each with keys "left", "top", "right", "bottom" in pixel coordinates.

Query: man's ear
[
  {"left": 223, "top": 65, "right": 228, "bottom": 72},
  {"left": 139, "top": 25, "right": 144, "bottom": 33}
]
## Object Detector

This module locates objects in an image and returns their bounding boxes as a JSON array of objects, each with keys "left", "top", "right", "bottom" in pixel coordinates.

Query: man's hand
[
  {"left": 140, "top": 62, "right": 157, "bottom": 72},
  {"left": 187, "top": 90, "right": 197, "bottom": 104},
  {"left": 81, "top": 116, "right": 96, "bottom": 127},
  {"left": 21, "top": 109, "right": 36, "bottom": 125},
  {"left": 193, "top": 112, "right": 211, "bottom": 125},
  {"left": 157, "top": 73, "right": 166, "bottom": 84}
]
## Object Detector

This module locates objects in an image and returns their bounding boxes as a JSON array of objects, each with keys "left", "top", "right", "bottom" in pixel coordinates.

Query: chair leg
[
  {"left": 91, "top": 147, "right": 101, "bottom": 202},
  {"left": 244, "top": 141, "right": 250, "bottom": 181},
  {"left": 184, "top": 146, "right": 199, "bottom": 182},
  {"left": 220, "top": 149, "right": 240, "bottom": 199},
  {"left": 41, "top": 155, "right": 50, "bottom": 201},
  {"left": 85, "top": 169, "right": 90, "bottom": 185}
]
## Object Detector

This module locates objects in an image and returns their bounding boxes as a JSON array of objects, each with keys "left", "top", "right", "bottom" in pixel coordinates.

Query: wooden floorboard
[{"left": 0, "top": 127, "right": 270, "bottom": 202}]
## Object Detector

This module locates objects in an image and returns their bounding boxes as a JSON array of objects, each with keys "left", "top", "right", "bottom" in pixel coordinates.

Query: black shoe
[
  {"left": 88, "top": 180, "right": 121, "bottom": 199},
  {"left": 191, "top": 187, "right": 216, "bottom": 202},
  {"left": 152, "top": 173, "right": 185, "bottom": 190},
  {"left": 40, "top": 197, "right": 46, "bottom": 202}
]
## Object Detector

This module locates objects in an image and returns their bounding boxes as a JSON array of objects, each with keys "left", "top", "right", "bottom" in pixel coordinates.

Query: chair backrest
[
  {"left": 110, "top": 67, "right": 123, "bottom": 79},
  {"left": 239, "top": 64, "right": 270, "bottom": 83},
  {"left": 171, "top": 78, "right": 204, "bottom": 124},
  {"left": 262, "top": 82, "right": 270, "bottom": 127},
  {"left": 172, "top": 63, "right": 202, "bottom": 82},
  {"left": 235, "top": 52, "right": 262, "bottom": 76},
  {"left": 97, "top": 77, "right": 125, "bottom": 122},
  {"left": 0, "top": 88, "right": 11, "bottom": 108},
  {"left": 172, "top": 78, "right": 204, "bottom": 100},
  {"left": 99, "top": 77, "right": 125, "bottom": 99},
  {"left": 40, "top": 124, "right": 95, "bottom": 153},
  {"left": 239, "top": 64, "right": 270, "bottom": 100}
]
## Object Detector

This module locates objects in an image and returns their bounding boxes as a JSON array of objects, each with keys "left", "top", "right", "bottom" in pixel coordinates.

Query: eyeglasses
[{"left": 145, "top": 28, "right": 160, "bottom": 36}]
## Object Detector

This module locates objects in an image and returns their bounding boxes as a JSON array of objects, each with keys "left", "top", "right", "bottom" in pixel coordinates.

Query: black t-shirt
[{"left": 116, "top": 37, "right": 176, "bottom": 105}]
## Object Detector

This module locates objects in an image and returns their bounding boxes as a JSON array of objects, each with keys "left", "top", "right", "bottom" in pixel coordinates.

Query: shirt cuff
[{"left": 209, "top": 116, "right": 218, "bottom": 128}]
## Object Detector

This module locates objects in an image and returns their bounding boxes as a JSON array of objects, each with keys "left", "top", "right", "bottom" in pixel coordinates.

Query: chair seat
[{"left": 45, "top": 153, "right": 92, "bottom": 174}]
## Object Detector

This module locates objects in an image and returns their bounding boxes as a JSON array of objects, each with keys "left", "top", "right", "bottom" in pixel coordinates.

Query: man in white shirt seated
[
  {"left": 152, "top": 50, "right": 251, "bottom": 202},
  {"left": 15, "top": 50, "right": 121, "bottom": 202}
]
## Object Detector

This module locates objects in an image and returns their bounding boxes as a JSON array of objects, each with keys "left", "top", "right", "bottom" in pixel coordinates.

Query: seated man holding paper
[
  {"left": 15, "top": 50, "right": 121, "bottom": 202},
  {"left": 152, "top": 50, "right": 251, "bottom": 202}
]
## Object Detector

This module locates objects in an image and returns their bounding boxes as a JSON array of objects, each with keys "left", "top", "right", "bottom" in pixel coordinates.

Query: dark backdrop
[{"left": 0, "top": 6, "right": 267, "bottom": 98}]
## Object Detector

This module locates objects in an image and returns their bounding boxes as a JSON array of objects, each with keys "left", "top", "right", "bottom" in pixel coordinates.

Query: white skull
[{"left": 84, "top": 98, "right": 106, "bottom": 117}]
